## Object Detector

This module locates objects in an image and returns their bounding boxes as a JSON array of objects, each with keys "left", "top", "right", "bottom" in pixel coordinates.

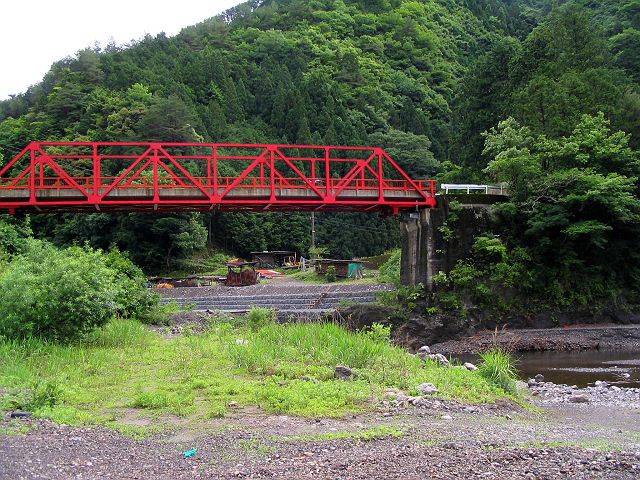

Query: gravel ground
[
  {"left": 527, "top": 379, "right": 640, "bottom": 408},
  {"left": 3, "top": 398, "right": 639, "bottom": 479}
]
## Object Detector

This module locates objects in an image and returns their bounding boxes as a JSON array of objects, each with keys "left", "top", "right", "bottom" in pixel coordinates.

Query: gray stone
[
  {"left": 463, "top": 362, "right": 478, "bottom": 371},
  {"left": 427, "top": 353, "right": 451, "bottom": 367},
  {"left": 527, "top": 378, "right": 538, "bottom": 387},
  {"left": 416, "top": 345, "right": 431, "bottom": 360},
  {"left": 335, "top": 365, "right": 357, "bottom": 381},
  {"left": 534, "top": 374, "right": 545, "bottom": 383},
  {"left": 416, "top": 383, "right": 439, "bottom": 395},
  {"left": 441, "top": 415, "right": 453, "bottom": 420},
  {"left": 569, "top": 393, "right": 590, "bottom": 403},
  {"left": 595, "top": 381, "right": 609, "bottom": 388}
]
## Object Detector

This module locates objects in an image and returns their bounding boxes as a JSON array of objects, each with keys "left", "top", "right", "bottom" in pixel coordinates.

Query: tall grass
[
  {"left": 0, "top": 315, "right": 518, "bottom": 431},
  {"left": 477, "top": 348, "right": 519, "bottom": 394}
]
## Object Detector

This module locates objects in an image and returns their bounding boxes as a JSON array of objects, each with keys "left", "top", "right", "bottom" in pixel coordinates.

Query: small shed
[
  {"left": 316, "top": 259, "right": 364, "bottom": 279},
  {"left": 225, "top": 261, "right": 258, "bottom": 286},
  {"left": 250, "top": 251, "right": 297, "bottom": 268}
]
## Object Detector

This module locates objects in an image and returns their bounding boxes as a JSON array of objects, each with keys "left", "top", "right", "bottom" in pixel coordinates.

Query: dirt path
[{"left": 2, "top": 397, "right": 639, "bottom": 479}]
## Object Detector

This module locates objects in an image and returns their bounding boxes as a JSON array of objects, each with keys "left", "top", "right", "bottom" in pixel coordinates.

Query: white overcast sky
[{"left": 0, "top": 0, "right": 243, "bottom": 100}]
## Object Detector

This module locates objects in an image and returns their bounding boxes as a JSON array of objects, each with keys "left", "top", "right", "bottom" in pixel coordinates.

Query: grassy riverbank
[{"left": 0, "top": 312, "right": 515, "bottom": 436}]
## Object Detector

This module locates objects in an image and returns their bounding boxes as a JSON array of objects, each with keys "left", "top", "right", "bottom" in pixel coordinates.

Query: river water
[
  {"left": 456, "top": 349, "right": 640, "bottom": 388},
  {"left": 514, "top": 349, "right": 640, "bottom": 388}
]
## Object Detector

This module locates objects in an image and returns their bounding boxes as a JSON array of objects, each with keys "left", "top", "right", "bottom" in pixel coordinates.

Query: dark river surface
[{"left": 455, "top": 349, "right": 640, "bottom": 388}]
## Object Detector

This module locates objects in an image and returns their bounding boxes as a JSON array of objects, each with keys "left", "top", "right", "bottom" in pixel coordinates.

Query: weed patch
[
  {"left": 0, "top": 316, "right": 518, "bottom": 434},
  {"left": 289, "top": 426, "right": 404, "bottom": 442},
  {"left": 477, "top": 348, "right": 519, "bottom": 394}
]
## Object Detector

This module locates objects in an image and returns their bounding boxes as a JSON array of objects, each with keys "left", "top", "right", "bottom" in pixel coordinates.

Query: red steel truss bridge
[{"left": 0, "top": 142, "right": 436, "bottom": 215}]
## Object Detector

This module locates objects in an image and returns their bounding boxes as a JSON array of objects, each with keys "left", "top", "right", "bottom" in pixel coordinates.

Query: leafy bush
[
  {"left": 478, "top": 348, "right": 519, "bottom": 394},
  {"left": 103, "top": 247, "right": 160, "bottom": 323},
  {"left": 363, "top": 322, "right": 391, "bottom": 344},
  {"left": 378, "top": 248, "right": 401, "bottom": 285},
  {"left": 0, "top": 241, "right": 158, "bottom": 341},
  {"left": 244, "top": 307, "right": 276, "bottom": 331},
  {"left": 325, "top": 265, "right": 337, "bottom": 282}
]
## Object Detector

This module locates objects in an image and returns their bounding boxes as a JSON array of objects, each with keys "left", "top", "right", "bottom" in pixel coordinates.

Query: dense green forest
[{"left": 0, "top": 0, "right": 639, "bottom": 308}]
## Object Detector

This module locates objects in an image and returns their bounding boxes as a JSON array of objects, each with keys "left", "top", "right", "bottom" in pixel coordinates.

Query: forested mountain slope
[{"left": 0, "top": 0, "right": 638, "bottom": 308}]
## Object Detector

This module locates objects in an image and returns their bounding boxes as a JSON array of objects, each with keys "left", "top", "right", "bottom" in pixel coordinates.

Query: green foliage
[
  {"left": 483, "top": 112, "right": 640, "bottom": 306},
  {"left": 243, "top": 307, "right": 277, "bottom": 332},
  {"left": 363, "top": 322, "right": 391, "bottom": 344},
  {"left": 377, "top": 284, "right": 424, "bottom": 312},
  {"left": 103, "top": 247, "right": 160, "bottom": 322},
  {"left": 0, "top": 242, "right": 120, "bottom": 341},
  {"left": 478, "top": 348, "right": 519, "bottom": 394},
  {"left": 0, "top": 216, "right": 32, "bottom": 254},
  {"left": 0, "top": 241, "right": 159, "bottom": 341},
  {"left": 308, "top": 245, "right": 329, "bottom": 260},
  {"left": 378, "top": 248, "right": 401, "bottom": 285},
  {"left": 325, "top": 265, "right": 337, "bottom": 282}
]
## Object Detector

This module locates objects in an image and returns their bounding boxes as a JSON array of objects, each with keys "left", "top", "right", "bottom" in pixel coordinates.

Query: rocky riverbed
[
  {"left": 3, "top": 386, "right": 639, "bottom": 479},
  {"left": 526, "top": 376, "right": 640, "bottom": 409}
]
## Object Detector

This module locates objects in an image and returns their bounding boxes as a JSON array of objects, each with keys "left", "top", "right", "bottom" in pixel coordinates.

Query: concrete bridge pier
[
  {"left": 400, "top": 196, "right": 499, "bottom": 289},
  {"left": 399, "top": 208, "right": 445, "bottom": 290}
]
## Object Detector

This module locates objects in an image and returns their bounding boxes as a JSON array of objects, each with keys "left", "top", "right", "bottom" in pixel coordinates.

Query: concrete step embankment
[{"left": 158, "top": 284, "right": 388, "bottom": 314}]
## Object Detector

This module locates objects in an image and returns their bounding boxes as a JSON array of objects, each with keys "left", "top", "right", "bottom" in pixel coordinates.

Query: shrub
[
  {"left": 0, "top": 241, "right": 158, "bottom": 341},
  {"left": 477, "top": 348, "right": 519, "bottom": 394},
  {"left": 104, "top": 247, "right": 160, "bottom": 322},
  {"left": 363, "top": 322, "right": 391, "bottom": 344},
  {"left": 244, "top": 307, "right": 276, "bottom": 331},
  {"left": 378, "top": 249, "right": 401, "bottom": 285},
  {"left": 326, "top": 265, "right": 337, "bottom": 282}
]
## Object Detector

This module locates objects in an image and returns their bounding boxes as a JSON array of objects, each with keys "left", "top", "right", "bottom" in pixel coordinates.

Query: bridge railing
[
  {"left": 0, "top": 175, "right": 434, "bottom": 192},
  {"left": 440, "top": 183, "right": 507, "bottom": 195}
]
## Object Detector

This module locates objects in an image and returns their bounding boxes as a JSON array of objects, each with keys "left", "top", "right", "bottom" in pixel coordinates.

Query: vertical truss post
[
  {"left": 260, "top": 156, "right": 265, "bottom": 188},
  {"left": 93, "top": 143, "right": 101, "bottom": 201},
  {"left": 324, "top": 147, "right": 331, "bottom": 199},
  {"left": 39, "top": 160, "right": 44, "bottom": 188},
  {"left": 207, "top": 148, "right": 213, "bottom": 188},
  {"left": 212, "top": 145, "right": 219, "bottom": 201},
  {"left": 29, "top": 145, "right": 36, "bottom": 204},
  {"left": 152, "top": 146, "right": 159, "bottom": 203},
  {"left": 377, "top": 148, "right": 384, "bottom": 202},
  {"left": 269, "top": 147, "right": 276, "bottom": 202}
]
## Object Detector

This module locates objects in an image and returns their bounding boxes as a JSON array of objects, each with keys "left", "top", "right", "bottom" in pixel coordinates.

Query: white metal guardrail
[{"left": 440, "top": 184, "right": 507, "bottom": 195}]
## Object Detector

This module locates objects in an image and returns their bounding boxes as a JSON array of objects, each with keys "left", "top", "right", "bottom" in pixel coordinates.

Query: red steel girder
[{"left": 0, "top": 142, "right": 437, "bottom": 215}]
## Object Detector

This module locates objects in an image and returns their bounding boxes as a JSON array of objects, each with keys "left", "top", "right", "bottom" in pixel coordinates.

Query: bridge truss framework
[{"left": 0, "top": 142, "right": 436, "bottom": 215}]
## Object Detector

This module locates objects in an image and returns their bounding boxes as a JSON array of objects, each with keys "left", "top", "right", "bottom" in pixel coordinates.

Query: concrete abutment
[{"left": 400, "top": 195, "right": 500, "bottom": 289}]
